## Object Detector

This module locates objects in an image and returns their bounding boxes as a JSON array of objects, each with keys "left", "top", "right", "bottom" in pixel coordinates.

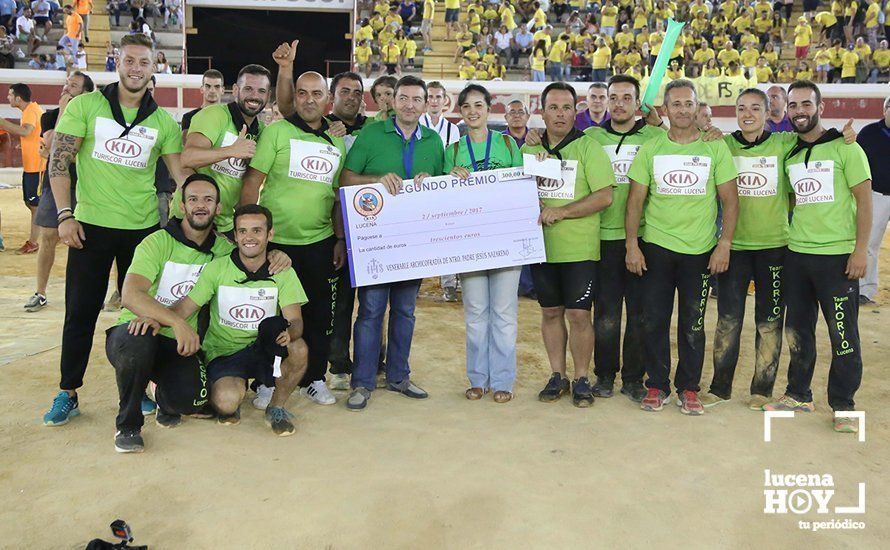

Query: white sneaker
[
  {"left": 300, "top": 380, "right": 336, "bottom": 405},
  {"left": 252, "top": 384, "right": 274, "bottom": 410},
  {"left": 329, "top": 373, "right": 350, "bottom": 391}
]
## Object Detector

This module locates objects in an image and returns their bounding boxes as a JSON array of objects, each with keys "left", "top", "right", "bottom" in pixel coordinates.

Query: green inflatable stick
[{"left": 640, "top": 18, "right": 686, "bottom": 113}]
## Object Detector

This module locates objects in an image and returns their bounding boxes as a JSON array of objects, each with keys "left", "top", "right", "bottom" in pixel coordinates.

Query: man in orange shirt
[
  {"left": 59, "top": 5, "right": 83, "bottom": 57},
  {"left": 74, "top": 0, "right": 92, "bottom": 43},
  {"left": 0, "top": 83, "right": 44, "bottom": 254}
]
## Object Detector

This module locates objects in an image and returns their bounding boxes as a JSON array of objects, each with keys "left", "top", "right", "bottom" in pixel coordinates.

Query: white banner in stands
[{"left": 187, "top": 0, "right": 354, "bottom": 11}]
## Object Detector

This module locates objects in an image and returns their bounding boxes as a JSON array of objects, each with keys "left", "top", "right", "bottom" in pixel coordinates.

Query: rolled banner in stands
[{"left": 640, "top": 18, "right": 686, "bottom": 113}]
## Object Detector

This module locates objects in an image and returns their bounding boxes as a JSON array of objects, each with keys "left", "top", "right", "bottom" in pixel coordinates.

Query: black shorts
[
  {"left": 531, "top": 260, "right": 597, "bottom": 310},
  {"left": 445, "top": 8, "right": 460, "bottom": 23},
  {"left": 22, "top": 172, "right": 40, "bottom": 206},
  {"left": 385, "top": 63, "right": 398, "bottom": 74},
  {"left": 34, "top": 16, "right": 50, "bottom": 25},
  {"left": 207, "top": 343, "right": 274, "bottom": 386}
]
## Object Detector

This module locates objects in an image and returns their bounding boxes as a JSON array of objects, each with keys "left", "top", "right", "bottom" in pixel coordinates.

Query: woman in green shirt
[{"left": 445, "top": 84, "right": 522, "bottom": 404}]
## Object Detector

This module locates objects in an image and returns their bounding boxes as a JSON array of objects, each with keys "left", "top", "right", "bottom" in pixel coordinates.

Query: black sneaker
[
  {"left": 265, "top": 406, "right": 295, "bottom": 437},
  {"left": 538, "top": 373, "right": 570, "bottom": 402},
  {"left": 572, "top": 377, "right": 595, "bottom": 408},
  {"left": 218, "top": 407, "right": 241, "bottom": 425},
  {"left": 620, "top": 381, "right": 648, "bottom": 402},
  {"left": 156, "top": 411, "right": 182, "bottom": 428},
  {"left": 114, "top": 430, "right": 144, "bottom": 453},
  {"left": 591, "top": 376, "right": 614, "bottom": 398}
]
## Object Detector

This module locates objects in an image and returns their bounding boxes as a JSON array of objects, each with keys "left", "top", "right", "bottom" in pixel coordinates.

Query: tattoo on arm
[{"left": 49, "top": 132, "right": 81, "bottom": 179}]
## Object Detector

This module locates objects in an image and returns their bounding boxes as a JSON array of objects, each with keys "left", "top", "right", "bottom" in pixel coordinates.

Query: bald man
[{"left": 241, "top": 70, "right": 348, "bottom": 406}]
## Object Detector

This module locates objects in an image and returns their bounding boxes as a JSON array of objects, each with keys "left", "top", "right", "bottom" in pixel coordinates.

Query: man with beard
[
  {"left": 583, "top": 75, "right": 665, "bottom": 402},
  {"left": 180, "top": 69, "right": 224, "bottom": 143},
  {"left": 520, "top": 82, "right": 615, "bottom": 408},
  {"left": 23, "top": 71, "right": 94, "bottom": 313},
  {"left": 242, "top": 71, "right": 347, "bottom": 407},
  {"left": 764, "top": 80, "right": 872, "bottom": 434},
  {"left": 340, "top": 75, "right": 444, "bottom": 411},
  {"left": 180, "top": 64, "right": 271, "bottom": 238},
  {"left": 108, "top": 175, "right": 292, "bottom": 452},
  {"left": 43, "top": 33, "right": 186, "bottom": 427},
  {"left": 625, "top": 79, "right": 739, "bottom": 416},
  {"left": 171, "top": 205, "right": 309, "bottom": 437},
  {"left": 325, "top": 72, "right": 371, "bottom": 152}
]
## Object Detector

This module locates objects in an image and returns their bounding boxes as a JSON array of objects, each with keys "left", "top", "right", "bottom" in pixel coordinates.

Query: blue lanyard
[
  {"left": 393, "top": 122, "right": 416, "bottom": 177},
  {"left": 466, "top": 131, "right": 493, "bottom": 172}
]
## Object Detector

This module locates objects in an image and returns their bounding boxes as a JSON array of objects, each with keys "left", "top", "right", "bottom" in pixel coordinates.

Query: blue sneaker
[
  {"left": 43, "top": 391, "right": 80, "bottom": 426},
  {"left": 141, "top": 393, "right": 157, "bottom": 416}
]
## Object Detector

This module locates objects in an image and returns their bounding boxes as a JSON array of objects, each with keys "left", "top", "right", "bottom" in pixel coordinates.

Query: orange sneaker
[{"left": 16, "top": 240, "right": 39, "bottom": 254}]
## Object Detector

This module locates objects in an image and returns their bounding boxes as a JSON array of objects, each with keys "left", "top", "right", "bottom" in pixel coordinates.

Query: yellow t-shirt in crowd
[
  {"left": 531, "top": 49, "right": 547, "bottom": 71},
  {"left": 445, "top": 0, "right": 460, "bottom": 9},
  {"left": 464, "top": 49, "right": 481, "bottom": 64},
  {"left": 753, "top": 16, "right": 772, "bottom": 34},
  {"left": 423, "top": 0, "right": 434, "bottom": 19},
  {"left": 404, "top": 40, "right": 417, "bottom": 59},
  {"left": 592, "top": 45, "right": 612, "bottom": 69},
  {"left": 717, "top": 47, "right": 740, "bottom": 66},
  {"left": 854, "top": 44, "right": 871, "bottom": 61},
  {"left": 625, "top": 51, "right": 642, "bottom": 67},
  {"left": 777, "top": 68, "right": 795, "bottom": 82},
  {"left": 865, "top": 3, "right": 880, "bottom": 27},
  {"left": 533, "top": 8, "right": 546, "bottom": 28},
  {"left": 841, "top": 51, "right": 859, "bottom": 78},
  {"left": 601, "top": 6, "right": 619, "bottom": 27},
  {"left": 533, "top": 29, "right": 552, "bottom": 50},
  {"left": 796, "top": 68, "right": 814, "bottom": 80},
  {"left": 355, "top": 25, "right": 374, "bottom": 42},
  {"left": 755, "top": 65, "right": 773, "bottom": 83},
  {"left": 548, "top": 39, "right": 567, "bottom": 63},
  {"left": 873, "top": 49, "right": 890, "bottom": 68},
  {"left": 794, "top": 24, "right": 812, "bottom": 47},
  {"left": 614, "top": 31, "right": 634, "bottom": 50},
  {"left": 381, "top": 44, "right": 401, "bottom": 64},
  {"left": 354, "top": 45, "right": 372, "bottom": 64},
  {"left": 693, "top": 47, "right": 715, "bottom": 64},
  {"left": 740, "top": 48, "right": 759, "bottom": 68}
]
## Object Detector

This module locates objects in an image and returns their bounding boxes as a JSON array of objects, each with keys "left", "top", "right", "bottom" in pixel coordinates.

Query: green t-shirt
[
  {"left": 172, "top": 103, "right": 264, "bottom": 233},
  {"left": 443, "top": 131, "right": 521, "bottom": 172},
  {"left": 249, "top": 119, "right": 347, "bottom": 246},
  {"left": 785, "top": 137, "right": 871, "bottom": 254},
  {"left": 521, "top": 134, "right": 616, "bottom": 262},
  {"left": 344, "top": 118, "right": 445, "bottom": 179},
  {"left": 627, "top": 132, "right": 738, "bottom": 255},
  {"left": 585, "top": 122, "right": 666, "bottom": 241},
  {"left": 117, "top": 228, "right": 235, "bottom": 338},
  {"left": 54, "top": 90, "right": 182, "bottom": 230},
  {"left": 724, "top": 131, "right": 797, "bottom": 251},
  {"left": 187, "top": 255, "right": 308, "bottom": 364}
]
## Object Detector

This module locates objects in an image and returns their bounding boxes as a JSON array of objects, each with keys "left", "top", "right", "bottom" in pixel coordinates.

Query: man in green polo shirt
[
  {"left": 764, "top": 80, "right": 872, "bottom": 434},
  {"left": 584, "top": 75, "right": 666, "bottom": 403},
  {"left": 107, "top": 174, "right": 292, "bottom": 452},
  {"left": 43, "top": 33, "right": 186, "bottom": 427},
  {"left": 242, "top": 71, "right": 347, "bottom": 408},
  {"left": 339, "top": 75, "right": 444, "bottom": 411},
  {"left": 520, "top": 82, "right": 615, "bottom": 408},
  {"left": 168, "top": 204, "right": 309, "bottom": 437},
  {"left": 179, "top": 64, "right": 272, "bottom": 236},
  {"left": 625, "top": 79, "right": 739, "bottom": 416}
]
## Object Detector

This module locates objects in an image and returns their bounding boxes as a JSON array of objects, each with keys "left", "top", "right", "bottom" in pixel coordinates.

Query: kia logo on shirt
[
  {"left": 611, "top": 159, "right": 631, "bottom": 175},
  {"left": 794, "top": 178, "right": 822, "bottom": 196},
  {"left": 171, "top": 281, "right": 195, "bottom": 299},
  {"left": 537, "top": 176, "right": 564, "bottom": 191},
  {"left": 663, "top": 170, "right": 699, "bottom": 187},
  {"left": 105, "top": 138, "right": 142, "bottom": 158},
  {"left": 229, "top": 303, "right": 265, "bottom": 321},
  {"left": 229, "top": 157, "right": 248, "bottom": 170},
  {"left": 738, "top": 172, "right": 767, "bottom": 189},
  {"left": 301, "top": 156, "right": 333, "bottom": 174}
]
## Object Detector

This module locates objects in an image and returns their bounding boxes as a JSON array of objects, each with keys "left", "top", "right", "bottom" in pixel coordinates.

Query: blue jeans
[
  {"left": 461, "top": 267, "right": 521, "bottom": 392},
  {"left": 58, "top": 35, "right": 78, "bottom": 56},
  {"left": 548, "top": 62, "right": 563, "bottom": 81},
  {"left": 592, "top": 68, "right": 608, "bottom": 82},
  {"left": 351, "top": 279, "right": 421, "bottom": 391},
  {"left": 532, "top": 69, "right": 546, "bottom": 81}
]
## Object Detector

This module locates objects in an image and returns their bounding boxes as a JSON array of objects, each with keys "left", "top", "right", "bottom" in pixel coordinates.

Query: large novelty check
[{"left": 339, "top": 168, "right": 546, "bottom": 287}]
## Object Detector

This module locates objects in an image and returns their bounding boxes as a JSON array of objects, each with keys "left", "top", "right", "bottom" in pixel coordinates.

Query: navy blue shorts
[
  {"left": 445, "top": 8, "right": 459, "bottom": 22},
  {"left": 207, "top": 343, "right": 274, "bottom": 386},
  {"left": 22, "top": 172, "right": 40, "bottom": 207}
]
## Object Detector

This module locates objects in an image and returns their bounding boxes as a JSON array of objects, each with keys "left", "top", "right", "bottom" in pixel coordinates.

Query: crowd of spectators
[{"left": 355, "top": 0, "right": 890, "bottom": 83}]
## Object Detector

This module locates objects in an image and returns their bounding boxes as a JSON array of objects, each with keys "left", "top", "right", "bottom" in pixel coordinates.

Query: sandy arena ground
[{"left": 0, "top": 184, "right": 888, "bottom": 549}]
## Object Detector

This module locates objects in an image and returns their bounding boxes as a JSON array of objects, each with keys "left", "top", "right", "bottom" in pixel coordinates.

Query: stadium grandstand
[{"left": 353, "top": 0, "right": 890, "bottom": 83}]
